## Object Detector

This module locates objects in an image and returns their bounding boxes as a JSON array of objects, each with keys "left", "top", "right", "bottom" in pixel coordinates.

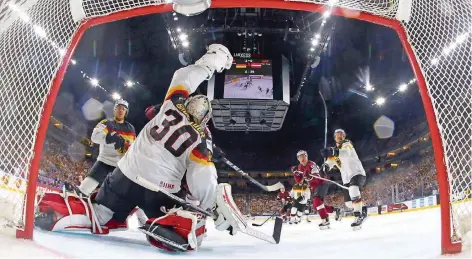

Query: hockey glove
[
  {"left": 320, "top": 163, "right": 330, "bottom": 177},
  {"left": 211, "top": 145, "right": 225, "bottom": 163},
  {"left": 145, "top": 103, "right": 162, "bottom": 121},
  {"left": 320, "top": 147, "right": 339, "bottom": 159},
  {"left": 296, "top": 196, "right": 304, "bottom": 203}
]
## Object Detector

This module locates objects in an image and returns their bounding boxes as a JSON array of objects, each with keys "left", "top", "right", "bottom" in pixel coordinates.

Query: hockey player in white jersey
[
  {"left": 76, "top": 99, "right": 136, "bottom": 197},
  {"left": 35, "top": 44, "right": 249, "bottom": 252},
  {"left": 288, "top": 183, "right": 311, "bottom": 224},
  {"left": 321, "top": 129, "right": 367, "bottom": 229}
]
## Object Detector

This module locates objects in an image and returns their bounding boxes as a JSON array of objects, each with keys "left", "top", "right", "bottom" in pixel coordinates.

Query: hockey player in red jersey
[
  {"left": 34, "top": 44, "right": 251, "bottom": 252},
  {"left": 292, "top": 150, "right": 340, "bottom": 229},
  {"left": 277, "top": 186, "right": 292, "bottom": 223}
]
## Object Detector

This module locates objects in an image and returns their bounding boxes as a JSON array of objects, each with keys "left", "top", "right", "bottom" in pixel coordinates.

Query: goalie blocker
[{"left": 35, "top": 168, "right": 248, "bottom": 252}]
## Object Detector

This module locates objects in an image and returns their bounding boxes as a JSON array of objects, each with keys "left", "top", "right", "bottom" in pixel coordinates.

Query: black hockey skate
[
  {"left": 351, "top": 212, "right": 368, "bottom": 230},
  {"left": 335, "top": 207, "right": 344, "bottom": 221},
  {"left": 318, "top": 218, "right": 330, "bottom": 230},
  {"left": 34, "top": 209, "right": 56, "bottom": 231}
]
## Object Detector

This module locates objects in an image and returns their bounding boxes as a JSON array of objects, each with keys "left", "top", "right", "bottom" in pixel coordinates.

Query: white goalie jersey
[
  {"left": 118, "top": 65, "right": 218, "bottom": 210},
  {"left": 325, "top": 139, "right": 366, "bottom": 185}
]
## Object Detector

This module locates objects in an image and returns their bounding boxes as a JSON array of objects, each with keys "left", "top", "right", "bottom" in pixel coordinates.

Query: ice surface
[{"left": 0, "top": 207, "right": 470, "bottom": 258}]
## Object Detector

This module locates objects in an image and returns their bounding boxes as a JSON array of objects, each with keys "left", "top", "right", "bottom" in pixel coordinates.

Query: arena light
[
  {"left": 431, "top": 58, "right": 439, "bottom": 65},
  {"left": 111, "top": 92, "right": 121, "bottom": 100},
  {"left": 398, "top": 83, "right": 408, "bottom": 92},
  {"left": 90, "top": 78, "right": 99, "bottom": 86},
  {"left": 174, "top": 17, "right": 178, "bottom": 21},
  {"left": 7, "top": 2, "right": 30, "bottom": 23},
  {"left": 182, "top": 41, "right": 189, "bottom": 47},
  {"left": 375, "top": 97, "right": 386, "bottom": 106},
  {"left": 315, "top": 34, "right": 321, "bottom": 39},
  {"left": 328, "top": 0, "right": 338, "bottom": 6},
  {"left": 365, "top": 84, "right": 374, "bottom": 91},
  {"left": 456, "top": 33, "right": 468, "bottom": 43},
  {"left": 312, "top": 39, "right": 319, "bottom": 45},
  {"left": 125, "top": 81, "right": 134, "bottom": 87},
  {"left": 71, "top": 59, "right": 77, "bottom": 65},
  {"left": 179, "top": 33, "right": 188, "bottom": 41},
  {"left": 172, "top": 0, "right": 211, "bottom": 16},
  {"left": 310, "top": 47, "right": 315, "bottom": 51},
  {"left": 323, "top": 11, "right": 331, "bottom": 18},
  {"left": 33, "top": 25, "right": 47, "bottom": 38},
  {"left": 176, "top": 27, "right": 182, "bottom": 32}
]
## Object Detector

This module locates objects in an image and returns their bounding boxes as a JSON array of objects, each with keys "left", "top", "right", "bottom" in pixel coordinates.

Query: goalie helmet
[{"left": 185, "top": 95, "right": 212, "bottom": 126}]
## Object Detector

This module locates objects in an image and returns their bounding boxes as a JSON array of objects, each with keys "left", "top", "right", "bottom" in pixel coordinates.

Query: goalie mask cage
[{"left": 0, "top": 0, "right": 470, "bottom": 254}]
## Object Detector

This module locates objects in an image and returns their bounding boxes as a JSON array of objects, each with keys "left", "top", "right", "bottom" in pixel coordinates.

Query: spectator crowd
[
  {"left": 38, "top": 136, "right": 439, "bottom": 216},
  {"left": 38, "top": 138, "right": 91, "bottom": 189}
]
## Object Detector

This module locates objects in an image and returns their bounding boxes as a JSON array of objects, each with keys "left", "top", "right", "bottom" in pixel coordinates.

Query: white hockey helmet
[
  {"left": 296, "top": 150, "right": 308, "bottom": 157},
  {"left": 114, "top": 99, "right": 129, "bottom": 116},
  {"left": 185, "top": 95, "right": 212, "bottom": 126},
  {"left": 114, "top": 99, "right": 129, "bottom": 110},
  {"left": 334, "top": 128, "right": 346, "bottom": 138}
]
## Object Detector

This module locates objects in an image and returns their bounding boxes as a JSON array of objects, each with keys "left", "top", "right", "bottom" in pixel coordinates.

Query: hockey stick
[
  {"left": 293, "top": 170, "right": 348, "bottom": 190},
  {"left": 135, "top": 175, "right": 282, "bottom": 244},
  {"left": 251, "top": 211, "right": 279, "bottom": 227},
  {"left": 221, "top": 157, "right": 284, "bottom": 192}
]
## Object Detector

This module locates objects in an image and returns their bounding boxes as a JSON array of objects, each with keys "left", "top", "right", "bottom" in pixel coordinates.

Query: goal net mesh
[{"left": 0, "top": 0, "right": 470, "bottom": 249}]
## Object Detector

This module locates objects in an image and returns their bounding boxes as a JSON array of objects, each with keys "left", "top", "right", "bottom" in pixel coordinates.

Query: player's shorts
[
  {"left": 86, "top": 160, "right": 116, "bottom": 185},
  {"left": 342, "top": 175, "right": 366, "bottom": 202},
  {"left": 313, "top": 181, "right": 330, "bottom": 198},
  {"left": 95, "top": 167, "right": 179, "bottom": 222},
  {"left": 294, "top": 201, "right": 306, "bottom": 212}
]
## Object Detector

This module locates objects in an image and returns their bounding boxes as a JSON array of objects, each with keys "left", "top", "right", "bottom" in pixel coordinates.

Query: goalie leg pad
[
  {"left": 34, "top": 192, "right": 124, "bottom": 234},
  {"left": 140, "top": 208, "right": 207, "bottom": 252}
]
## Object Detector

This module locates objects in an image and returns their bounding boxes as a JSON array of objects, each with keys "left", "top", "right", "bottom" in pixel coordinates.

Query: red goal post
[{"left": 0, "top": 0, "right": 469, "bottom": 255}]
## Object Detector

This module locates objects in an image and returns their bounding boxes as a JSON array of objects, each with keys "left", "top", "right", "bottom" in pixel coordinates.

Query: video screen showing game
[{"left": 223, "top": 59, "right": 273, "bottom": 100}]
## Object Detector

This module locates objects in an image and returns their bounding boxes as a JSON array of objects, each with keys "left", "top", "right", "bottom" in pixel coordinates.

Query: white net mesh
[{"left": 0, "top": 0, "right": 470, "bottom": 251}]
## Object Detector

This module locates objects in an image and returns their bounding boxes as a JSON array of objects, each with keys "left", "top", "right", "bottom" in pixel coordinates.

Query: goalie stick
[
  {"left": 135, "top": 175, "right": 282, "bottom": 244},
  {"left": 221, "top": 157, "right": 284, "bottom": 192}
]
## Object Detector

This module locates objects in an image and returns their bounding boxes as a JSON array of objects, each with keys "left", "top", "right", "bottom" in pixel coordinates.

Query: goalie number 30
[{"left": 150, "top": 109, "right": 199, "bottom": 157}]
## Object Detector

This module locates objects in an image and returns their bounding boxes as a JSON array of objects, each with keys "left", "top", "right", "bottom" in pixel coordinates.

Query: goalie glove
[{"left": 213, "top": 183, "right": 246, "bottom": 236}]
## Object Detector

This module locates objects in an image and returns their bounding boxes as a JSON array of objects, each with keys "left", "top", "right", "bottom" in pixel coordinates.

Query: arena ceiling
[{"left": 56, "top": 8, "right": 426, "bottom": 170}]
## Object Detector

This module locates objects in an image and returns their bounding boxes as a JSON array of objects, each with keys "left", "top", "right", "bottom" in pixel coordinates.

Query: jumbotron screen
[{"left": 223, "top": 59, "right": 273, "bottom": 100}]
